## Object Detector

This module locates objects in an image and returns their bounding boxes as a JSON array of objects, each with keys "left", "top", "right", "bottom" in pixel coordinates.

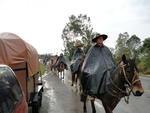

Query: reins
[
  {"left": 121, "top": 64, "right": 140, "bottom": 88},
  {"left": 109, "top": 64, "right": 140, "bottom": 104},
  {"left": 121, "top": 64, "right": 141, "bottom": 103}
]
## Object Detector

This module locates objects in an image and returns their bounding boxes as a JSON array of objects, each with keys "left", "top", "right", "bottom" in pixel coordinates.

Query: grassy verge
[
  {"left": 140, "top": 73, "right": 150, "bottom": 77},
  {"left": 143, "top": 70, "right": 150, "bottom": 75},
  {"left": 40, "top": 63, "right": 46, "bottom": 76}
]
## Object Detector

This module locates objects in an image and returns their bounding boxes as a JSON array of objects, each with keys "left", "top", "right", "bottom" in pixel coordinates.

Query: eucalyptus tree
[
  {"left": 62, "top": 14, "right": 94, "bottom": 59},
  {"left": 126, "top": 35, "right": 141, "bottom": 58},
  {"left": 114, "top": 32, "right": 130, "bottom": 61}
]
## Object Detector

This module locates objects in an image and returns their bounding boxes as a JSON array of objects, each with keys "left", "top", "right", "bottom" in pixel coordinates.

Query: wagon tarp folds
[{"left": 0, "top": 32, "right": 39, "bottom": 76}]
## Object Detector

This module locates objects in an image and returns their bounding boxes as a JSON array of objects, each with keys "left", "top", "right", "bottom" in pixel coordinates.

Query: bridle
[
  {"left": 121, "top": 64, "right": 140, "bottom": 88},
  {"left": 59, "top": 63, "right": 65, "bottom": 71},
  {"left": 109, "top": 63, "right": 140, "bottom": 104},
  {"left": 121, "top": 64, "right": 140, "bottom": 103}
]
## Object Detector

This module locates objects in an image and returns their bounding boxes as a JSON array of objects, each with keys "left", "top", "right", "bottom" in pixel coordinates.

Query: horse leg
[
  {"left": 80, "top": 93, "right": 87, "bottom": 113},
  {"left": 75, "top": 73, "right": 78, "bottom": 84},
  {"left": 62, "top": 71, "right": 64, "bottom": 79},
  {"left": 76, "top": 74, "right": 79, "bottom": 87},
  {"left": 102, "top": 101, "right": 112, "bottom": 113},
  {"left": 91, "top": 99, "right": 96, "bottom": 113},
  {"left": 57, "top": 69, "right": 59, "bottom": 77},
  {"left": 71, "top": 73, "right": 75, "bottom": 86},
  {"left": 51, "top": 66, "right": 54, "bottom": 72},
  {"left": 83, "top": 101, "right": 87, "bottom": 113},
  {"left": 58, "top": 71, "right": 62, "bottom": 79},
  {"left": 76, "top": 73, "right": 81, "bottom": 92},
  {"left": 75, "top": 74, "right": 78, "bottom": 92},
  {"left": 83, "top": 95, "right": 87, "bottom": 113},
  {"left": 61, "top": 71, "right": 63, "bottom": 79}
]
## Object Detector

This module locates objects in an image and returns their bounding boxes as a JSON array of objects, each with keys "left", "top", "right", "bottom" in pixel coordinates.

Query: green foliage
[
  {"left": 139, "top": 38, "right": 150, "bottom": 73},
  {"left": 114, "top": 32, "right": 130, "bottom": 62},
  {"left": 40, "top": 63, "right": 46, "bottom": 75},
  {"left": 114, "top": 32, "right": 142, "bottom": 63},
  {"left": 126, "top": 35, "right": 141, "bottom": 58},
  {"left": 141, "top": 38, "right": 150, "bottom": 53},
  {"left": 62, "top": 14, "right": 94, "bottom": 59}
]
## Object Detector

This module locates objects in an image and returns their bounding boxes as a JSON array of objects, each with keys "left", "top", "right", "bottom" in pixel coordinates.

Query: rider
[
  {"left": 55, "top": 53, "right": 68, "bottom": 70},
  {"left": 81, "top": 33, "right": 116, "bottom": 96},
  {"left": 70, "top": 40, "right": 85, "bottom": 86}
]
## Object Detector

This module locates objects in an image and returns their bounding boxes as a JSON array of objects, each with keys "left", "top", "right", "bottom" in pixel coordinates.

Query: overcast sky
[{"left": 0, "top": 0, "right": 150, "bottom": 54}]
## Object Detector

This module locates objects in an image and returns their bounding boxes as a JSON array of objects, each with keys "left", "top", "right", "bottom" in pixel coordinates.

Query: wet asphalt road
[
  {"left": 39, "top": 71, "right": 83, "bottom": 113},
  {"left": 39, "top": 70, "right": 150, "bottom": 113}
]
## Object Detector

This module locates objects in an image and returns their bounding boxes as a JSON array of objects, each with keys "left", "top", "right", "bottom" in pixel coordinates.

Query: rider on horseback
[
  {"left": 70, "top": 40, "right": 85, "bottom": 86},
  {"left": 81, "top": 33, "right": 116, "bottom": 97},
  {"left": 55, "top": 53, "right": 68, "bottom": 70}
]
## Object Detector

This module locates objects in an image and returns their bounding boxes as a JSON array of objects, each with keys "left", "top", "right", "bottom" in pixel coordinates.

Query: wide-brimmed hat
[
  {"left": 60, "top": 53, "right": 63, "bottom": 56},
  {"left": 92, "top": 33, "right": 108, "bottom": 42},
  {"left": 75, "top": 40, "right": 84, "bottom": 47}
]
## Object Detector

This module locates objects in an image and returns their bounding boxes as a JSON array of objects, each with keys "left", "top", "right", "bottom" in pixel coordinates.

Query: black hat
[
  {"left": 60, "top": 53, "right": 63, "bottom": 56},
  {"left": 92, "top": 33, "right": 108, "bottom": 42}
]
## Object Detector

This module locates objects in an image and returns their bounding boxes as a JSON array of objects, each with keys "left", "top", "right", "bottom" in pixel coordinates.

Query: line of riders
[
  {"left": 52, "top": 33, "right": 117, "bottom": 97},
  {"left": 50, "top": 33, "right": 144, "bottom": 113}
]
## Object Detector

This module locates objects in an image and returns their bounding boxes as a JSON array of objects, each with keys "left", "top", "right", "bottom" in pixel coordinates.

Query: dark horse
[
  {"left": 80, "top": 55, "right": 144, "bottom": 113},
  {"left": 57, "top": 62, "right": 66, "bottom": 79},
  {"left": 71, "top": 56, "right": 85, "bottom": 91}
]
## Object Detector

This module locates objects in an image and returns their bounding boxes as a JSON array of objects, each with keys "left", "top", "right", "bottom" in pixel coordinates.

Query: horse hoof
[{"left": 84, "top": 110, "right": 87, "bottom": 113}]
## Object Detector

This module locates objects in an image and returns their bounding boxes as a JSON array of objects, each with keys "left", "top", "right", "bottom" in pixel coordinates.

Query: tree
[
  {"left": 139, "top": 38, "right": 150, "bottom": 73},
  {"left": 62, "top": 14, "right": 94, "bottom": 60},
  {"left": 114, "top": 32, "right": 142, "bottom": 62},
  {"left": 141, "top": 38, "right": 150, "bottom": 53},
  {"left": 114, "top": 32, "right": 130, "bottom": 61},
  {"left": 82, "top": 29, "right": 96, "bottom": 53},
  {"left": 126, "top": 35, "right": 141, "bottom": 58}
]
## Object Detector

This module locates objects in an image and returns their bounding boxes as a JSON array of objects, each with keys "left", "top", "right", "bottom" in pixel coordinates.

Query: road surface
[{"left": 39, "top": 70, "right": 150, "bottom": 113}]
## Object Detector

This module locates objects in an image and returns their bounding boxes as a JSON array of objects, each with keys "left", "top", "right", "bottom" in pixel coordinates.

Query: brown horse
[
  {"left": 80, "top": 55, "right": 144, "bottom": 113},
  {"left": 57, "top": 62, "right": 65, "bottom": 79},
  {"left": 50, "top": 55, "right": 59, "bottom": 72}
]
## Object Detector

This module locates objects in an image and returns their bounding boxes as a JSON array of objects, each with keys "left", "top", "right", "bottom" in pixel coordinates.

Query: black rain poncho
[
  {"left": 56, "top": 56, "right": 68, "bottom": 69},
  {"left": 81, "top": 44, "right": 116, "bottom": 95},
  {"left": 70, "top": 48, "right": 84, "bottom": 73}
]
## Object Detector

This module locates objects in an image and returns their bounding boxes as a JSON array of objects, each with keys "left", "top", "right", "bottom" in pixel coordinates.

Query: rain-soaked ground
[
  {"left": 39, "top": 71, "right": 84, "bottom": 113},
  {"left": 38, "top": 70, "right": 150, "bottom": 113}
]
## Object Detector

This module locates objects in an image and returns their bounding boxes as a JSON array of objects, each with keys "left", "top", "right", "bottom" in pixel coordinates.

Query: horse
[
  {"left": 50, "top": 55, "right": 59, "bottom": 72},
  {"left": 71, "top": 55, "right": 85, "bottom": 92},
  {"left": 80, "top": 55, "right": 144, "bottom": 113},
  {"left": 57, "top": 62, "right": 66, "bottom": 79}
]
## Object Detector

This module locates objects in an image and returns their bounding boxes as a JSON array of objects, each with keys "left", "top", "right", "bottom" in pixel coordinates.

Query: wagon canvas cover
[{"left": 0, "top": 32, "right": 39, "bottom": 76}]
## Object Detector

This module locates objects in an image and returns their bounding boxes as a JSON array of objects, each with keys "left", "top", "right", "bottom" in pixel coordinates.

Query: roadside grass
[
  {"left": 140, "top": 72, "right": 150, "bottom": 77},
  {"left": 143, "top": 69, "right": 150, "bottom": 75},
  {"left": 40, "top": 63, "right": 46, "bottom": 76},
  {"left": 140, "top": 74, "right": 150, "bottom": 77}
]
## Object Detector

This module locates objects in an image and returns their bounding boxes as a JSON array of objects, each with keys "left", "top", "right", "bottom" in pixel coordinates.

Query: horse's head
[
  {"left": 120, "top": 55, "right": 144, "bottom": 96},
  {"left": 60, "top": 63, "right": 65, "bottom": 69}
]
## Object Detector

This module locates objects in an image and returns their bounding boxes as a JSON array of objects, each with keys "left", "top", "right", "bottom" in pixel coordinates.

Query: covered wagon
[{"left": 0, "top": 32, "right": 43, "bottom": 113}]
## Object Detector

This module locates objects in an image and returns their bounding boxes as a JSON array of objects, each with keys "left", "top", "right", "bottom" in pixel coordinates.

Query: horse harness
[{"left": 109, "top": 64, "right": 140, "bottom": 104}]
